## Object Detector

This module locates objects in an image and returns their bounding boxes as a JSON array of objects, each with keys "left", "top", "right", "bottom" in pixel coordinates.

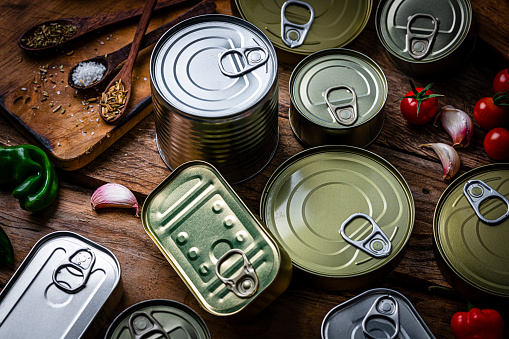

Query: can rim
[
  {"left": 260, "top": 145, "right": 415, "bottom": 278},
  {"left": 289, "top": 48, "right": 388, "bottom": 130},
  {"left": 149, "top": 14, "right": 278, "bottom": 119},
  {"left": 433, "top": 163, "right": 509, "bottom": 298},
  {"left": 375, "top": 0, "right": 472, "bottom": 63},
  {"left": 234, "top": 0, "right": 373, "bottom": 56}
]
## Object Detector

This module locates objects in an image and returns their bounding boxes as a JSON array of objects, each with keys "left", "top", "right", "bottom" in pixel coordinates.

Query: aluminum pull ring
[
  {"left": 281, "top": 0, "right": 315, "bottom": 48},
  {"left": 128, "top": 311, "right": 170, "bottom": 339},
  {"left": 52, "top": 248, "right": 96, "bottom": 293},
  {"left": 324, "top": 85, "right": 358, "bottom": 126},
  {"left": 340, "top": 213, "right": 392, "bottom": 258},
  {"left": 362, "top": 295, "right": 400, "bottom": 339},
  {"left": 218, "top": 46, "right": 269, "bottom": 77},
  {"left": 463, "top": 180, "right": 509, "bottom": 226},
  {"left": 215, "top": 249, "right": 259, "bottom": 298},
  {"left": 406, "top": 13, "right": 439, "bottom": 60}
]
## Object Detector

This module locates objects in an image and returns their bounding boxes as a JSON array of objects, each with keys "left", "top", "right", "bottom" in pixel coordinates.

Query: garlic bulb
[
  {"left": 436, "top": 105, "right": 474, "bottom": 148},
  {"left": 420, "top": 143, "right": 460, "bottom": 180},
  {"left": 91, "top": 183, "right": 139, "bottom": 216}
]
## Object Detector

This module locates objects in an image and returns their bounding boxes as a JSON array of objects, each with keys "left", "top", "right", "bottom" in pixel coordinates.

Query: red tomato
[
  {"left": 493, "top": 69, "right": 509, "bottom": 94},
  {"left": 400, "top": 87, "right": 440, "bottom": 125},
  {"left": 484, "top": 128, "right": 509, "bottom": 161},
  {"left": 473, "top": 97, "right": 509, "bottom": 130}
]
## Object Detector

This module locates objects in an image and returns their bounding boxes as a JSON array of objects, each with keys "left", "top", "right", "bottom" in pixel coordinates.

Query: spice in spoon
[
  {"left": 21, "top": 23, "right": 77, "bottom": 49},
  {"left": 100, "top": 79, "right": 127, "bottom": 122},
  {"left": 71, "top": 61, "right": 106, "bottom": 87}
]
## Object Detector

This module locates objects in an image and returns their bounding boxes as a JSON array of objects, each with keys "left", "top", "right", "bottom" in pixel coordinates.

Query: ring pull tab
[
  {"left": 324, "top": 85, "right": 358, "bottom": 126},
  {"left": 406, "top": 13, "right": 439, "bottom": 60},
  {"left": 52, "top": 248, "right": 96, "bottom": 293},
  {"left": 281, "top": 0, "right": 315, "bottom": 48},
  {"left": 362, "top": 295, "right": 400, "bottom": 339},
  {"left": 340, "top": 213, "right": 392, "bottom": 258},
  {"left": 128, "top": 311, "right": 170, "bottom": 339},
  {"left": 218, "top": 46, "right": 269, "bottom": 77},
  {"left": 215, "top": 249, "right": 259, "bottom": 298},
  {"left": 463, "top": 180, "right": 509, "bottom": 226}
]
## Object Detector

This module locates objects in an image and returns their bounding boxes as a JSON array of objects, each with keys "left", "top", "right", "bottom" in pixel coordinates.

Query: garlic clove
[
  {"left": 91, "top": 183, "right": 139, "bottom": 216},
  {"left": 420, "top": 143, "right": 460, "bottom": 180},
  {"left": 436, "top": 105, "right": 474, "bottom": 148}
]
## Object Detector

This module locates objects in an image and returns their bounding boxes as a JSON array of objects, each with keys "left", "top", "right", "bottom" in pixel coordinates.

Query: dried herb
[
  {"left": 100, "top": 80, "right": 127, "bottom": 122},
  {"left": 21, "top": 23, "right": 77, "bottom": 49}
]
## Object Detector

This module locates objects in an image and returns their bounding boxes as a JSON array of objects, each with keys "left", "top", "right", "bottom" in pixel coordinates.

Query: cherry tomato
[
  {"left": 399, "top": 80, "right": 442, "bottom": 125},
  {"left": 473, "top": 96, "right": 509, "bottom": 130},
  {"left": 484, "top": 128, "right": 509, "bottom": 161},
  {"left": 493, "top": 69, "right": 509, "bottom": 94}
]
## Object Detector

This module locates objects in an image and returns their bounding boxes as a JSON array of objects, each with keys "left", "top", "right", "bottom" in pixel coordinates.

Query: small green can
[
  {"left": 289, "top": 49, "right": 387, "bottom": 148},
  {"left": 260, "top": 146, "right": 414, "bottom": 290},
  {"left": 433, "top": 164, "right": 509, "bottom": 304},
  {"left": 376, "top": 0, "right": 475, "bottom": 78},
  {"left": 232, "top": 0, "right": 372, "bottom": 64},
  {"left": 142, "top": 161, "right": 292, "bottom": 316}
]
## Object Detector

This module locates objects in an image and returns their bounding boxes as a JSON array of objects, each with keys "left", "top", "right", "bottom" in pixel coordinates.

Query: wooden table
[{"left": 1, "top": 1, "right": 508, "bottom": 338}]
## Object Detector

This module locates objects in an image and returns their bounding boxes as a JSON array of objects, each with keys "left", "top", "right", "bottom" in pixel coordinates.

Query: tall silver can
[{"left": 150, "top": 14, "right": 279, "bottom": 183}]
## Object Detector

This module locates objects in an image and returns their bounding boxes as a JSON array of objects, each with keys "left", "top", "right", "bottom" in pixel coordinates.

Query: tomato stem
[{"left": 399, "top": 78, "right": 444, "bottom": 116}]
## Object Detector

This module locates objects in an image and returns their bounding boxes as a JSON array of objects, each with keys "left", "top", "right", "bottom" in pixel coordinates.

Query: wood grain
[{"left": 0, "top": 1, "right": 508, "bottom": 338}]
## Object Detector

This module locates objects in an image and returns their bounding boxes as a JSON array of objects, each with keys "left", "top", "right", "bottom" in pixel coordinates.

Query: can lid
[
  {"left": 260, "top": 146, "right": 414, "bottom": 278},
  {"left": 150, "top": 14, "right": 277, "bottom": 118},
  {"left": 105, "top": 299, "right": 210, "bottom": 339},
  {"left": 290, "top": 49, "right": 387, "bottom": 130},
  {"left": 434, "top": 164, "right": 509, "bottom": 297},
  {"left": 142, "top": 161, "right": 283, "bottom": 315},
  {"left": 376, "top": 0, "right": 472, "bottom": 62},
  {"left": 234, "top": 0, "right": 372, "bottom": 56}
]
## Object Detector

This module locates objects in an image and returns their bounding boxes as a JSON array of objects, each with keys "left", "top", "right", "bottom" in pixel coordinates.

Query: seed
[
  {"left": 52, "top": 105, "right": 61, "bottom": 113},
  {"left": 24, "top": 97, "right": 31, "bottom": 104},
  {"left": 13, "top": 96, "right": 23, "bottom": 103}
]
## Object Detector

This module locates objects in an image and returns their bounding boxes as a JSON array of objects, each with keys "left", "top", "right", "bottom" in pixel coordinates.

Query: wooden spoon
[
  {"left": 99, "top": 0, "right": 157, "bottom": 124},
  {"left": 68, "top": 0, "right": 216, "bottom": 90},
  {"left": 18, "top": 0, "right": 194, "bottom": 53}
]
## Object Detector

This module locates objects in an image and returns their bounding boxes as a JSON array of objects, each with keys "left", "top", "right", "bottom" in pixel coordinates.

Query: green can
[
  {"left": 232, "top": 0, "right": 372, "bottom": 65},
  {"left": 142, "top": 161, "right": 292, "bottom": 316},
  {"left": 289, "top": 49, "right": 387, "bottom": 148},
  {"left": 260, "top": 146, "right": 414, "bottom": 290},
  {"left": 376, "top": 0, "right": 475, "bottom": 78},
  {"left": 433, "top": 164, "right": 509, "bottom": 304}
]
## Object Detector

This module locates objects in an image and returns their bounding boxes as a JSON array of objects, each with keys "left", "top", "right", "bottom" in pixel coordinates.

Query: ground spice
[
  {"left": 100, "top": 79, "right": 127, "bottom": 121},
  {"left": 71, "top": 61, "right": 106, "bottom": 87},
  {"left": 21, "top": 23, "right": 77, "bottom": 49}
]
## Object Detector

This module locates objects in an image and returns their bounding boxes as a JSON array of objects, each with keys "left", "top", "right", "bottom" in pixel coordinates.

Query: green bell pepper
[
  {"left": 0, "top": 226, "right": 14, "bottom": 266},
  {"left": 0, "top": 144, "right": 58, "bottom": 212}
]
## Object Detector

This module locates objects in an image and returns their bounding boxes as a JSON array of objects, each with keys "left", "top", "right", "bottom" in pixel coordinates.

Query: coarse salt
[{"left": 71, "top": 61, "right": 106, "bottom": 87}]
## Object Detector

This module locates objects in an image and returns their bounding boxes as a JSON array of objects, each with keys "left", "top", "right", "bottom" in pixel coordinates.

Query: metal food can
[
  {"left": 105, "top": 299, "right": 210, "bottom": 339},
  {"left": 321, "top": 288, "right": 435, "bottom": 338},
  {"left": 141, "top": 161, "right": 293, "bottom": 317},
  {"left": 289, "top": 48, "right": 387, "bottom": 148},
  {"left": 0, "top": 231, "right": 123, "bottom": 339},
  {"left": 376, "top": 0, "right": 475, "bottom": 78},
  {"left": 260, "top": 146, "right": 414, "bottom": 290},
  {"left": 150, "top": 14, "right": 279, "bottom": 184},
  {"left": 232, "top": 0, "right": 372, "bottom": 65},
  {"left": 433, "top": 164, "right": 509, "bottom": 304}
]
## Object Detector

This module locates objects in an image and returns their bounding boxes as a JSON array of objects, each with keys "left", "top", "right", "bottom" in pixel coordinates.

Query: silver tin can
[
  {"left": 321, "top": 288, "right": 435, "bottom": 338},
  {"left": 376, "top": 0, "right": 475, "bottom": 78},
  {"left": 150, "top": 14, "right": 279, "bottom": 183},
  {"left": 0, "top": 231, "right": 123, "bottom": 339}
]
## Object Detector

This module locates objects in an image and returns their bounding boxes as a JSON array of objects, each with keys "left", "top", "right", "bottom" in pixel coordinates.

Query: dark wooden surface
[{"left": 1, "top": 1, "right": 508, "bottom": 338}]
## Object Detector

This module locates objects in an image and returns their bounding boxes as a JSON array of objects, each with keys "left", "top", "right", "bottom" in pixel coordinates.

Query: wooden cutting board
[{"left": 0, "top": 0, "right": 227, "bottom": 171}]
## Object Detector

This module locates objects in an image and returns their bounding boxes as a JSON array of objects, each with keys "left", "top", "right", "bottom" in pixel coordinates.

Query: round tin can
[
  {"left": 105, "top": 299, "right": 210, "bottom": 339},
  {"left": 321, "top": 288, "right": 435, "bottom": 339},
  {"left": 232, "top": 0, "right": 372, "bottom": 65},
  {"left": 260, "top": 146, "right": 414, "bottom": 290},
  {"left": 433, "top": 164, "right": 509, "bottom": 303},
  {"left": 289, "top": 49, "right": 387, "bottom": 148},
  {"left": 376, "top": 0, "right": 475, "bottom": 78},
  {"left": 150, "top": 14, "right": 279, "bottom": 183}
]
